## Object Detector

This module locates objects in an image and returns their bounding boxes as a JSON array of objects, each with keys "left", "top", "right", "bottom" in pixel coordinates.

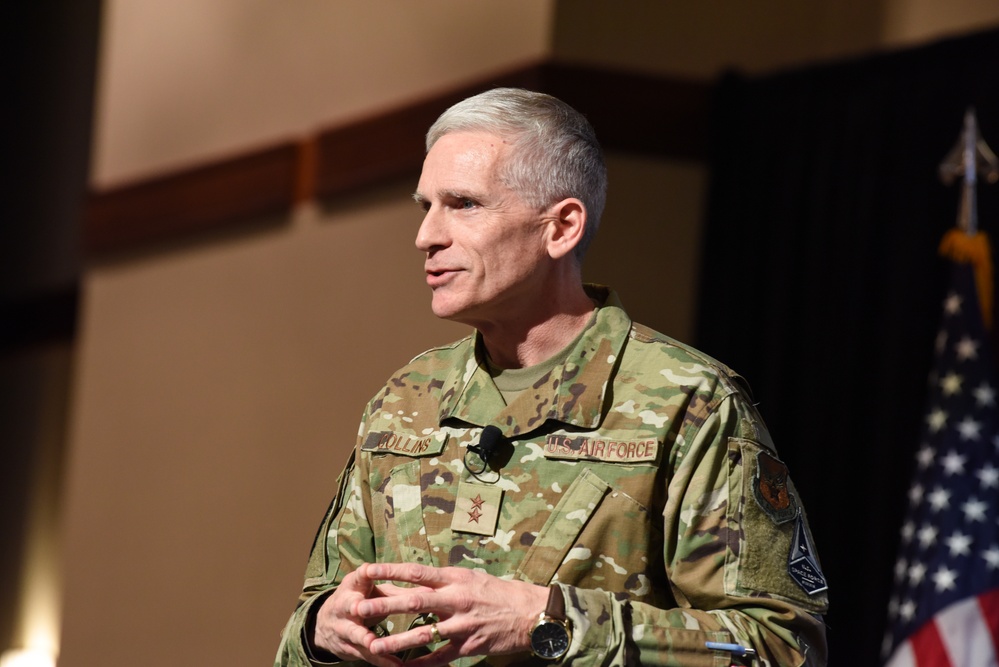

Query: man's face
[{"left": 414, "top": 131, "right": 552, "bottom": 328}]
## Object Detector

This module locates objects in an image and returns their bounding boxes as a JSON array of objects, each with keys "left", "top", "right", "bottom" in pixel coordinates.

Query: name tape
[
  {"left": 361, "top": 431, "right": 446, "bottom": 457},
  {"left": 543, "top": 434, "right": 658, "bottom": 463}
]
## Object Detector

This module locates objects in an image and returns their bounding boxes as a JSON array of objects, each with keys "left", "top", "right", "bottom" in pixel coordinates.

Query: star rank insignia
[
  {"left": 452, "top": 483, "right": 503, "bottom": 536},
  {"left": 467, "top": 494, "right": 486, "bottom": 523}
]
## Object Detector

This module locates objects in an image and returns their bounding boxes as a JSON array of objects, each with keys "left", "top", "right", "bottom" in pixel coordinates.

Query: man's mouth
[{"left": 425, "top": 268, "right": 459, "bottom": 287}]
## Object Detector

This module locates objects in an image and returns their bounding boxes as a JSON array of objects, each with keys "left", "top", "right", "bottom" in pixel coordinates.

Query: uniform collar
[{"left": 436, "top": 285, "right": 631, "bottom": 437}]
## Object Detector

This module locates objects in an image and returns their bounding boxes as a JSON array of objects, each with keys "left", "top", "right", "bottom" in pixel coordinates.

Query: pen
[{"left": 705, "top": 641, "right": 757, "bottom": 658}]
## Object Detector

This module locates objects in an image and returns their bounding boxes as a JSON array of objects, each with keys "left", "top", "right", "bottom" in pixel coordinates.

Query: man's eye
[{"left": 460, "top": 199, "right": 476, "bottom": 209}]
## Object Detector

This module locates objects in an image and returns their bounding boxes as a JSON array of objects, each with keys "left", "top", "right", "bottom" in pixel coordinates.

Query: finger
[
  {"left": 322, "top": 620, "right": 407, "bottom": 667},
  {"left": 315, "top": 588, "right": 386, "bottom": 656},
  {"left": 332, "top": 567, "right": 377, "bottom": 609},
  {"left": 365, "top": 562, "right": 442, "bottom": 587},
  {"left": 358, "top": 583, "right": 437, "bottom": 620},
  {"left": 368, "top": 621, "right": 452, "bottom": 657},
  {"left": 350, "top": 561, "right": 383, "bottom": 588},
  {"left": 372, "top": 582, "right": 436, "bottom": 598},
  {"left": 357, "top": 587, "right": 441, "bottom": 621},
  {"left": 343, "top": 620, "right": 378, "bottom": 647}
]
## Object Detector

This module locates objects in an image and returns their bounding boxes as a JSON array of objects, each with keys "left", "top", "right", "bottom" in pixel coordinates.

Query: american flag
[{"left": 883, "top": 244, "right": 999, "bottom": 666}]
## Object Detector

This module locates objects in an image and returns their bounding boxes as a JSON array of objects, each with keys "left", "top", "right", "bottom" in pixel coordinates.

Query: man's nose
[{"left": 415, "top": 207, "right": 447, "bottom": 252}]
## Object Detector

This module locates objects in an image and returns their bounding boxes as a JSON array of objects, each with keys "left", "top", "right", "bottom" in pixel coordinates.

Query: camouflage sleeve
[
  {"left": 274, "top": 433, "right": 377, "bottom": 667},
  {"left": 558, "top": 392, "right": 829, "bottom": 667}
]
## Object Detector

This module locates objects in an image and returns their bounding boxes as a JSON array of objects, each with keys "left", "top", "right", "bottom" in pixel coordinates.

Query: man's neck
[{"left": 479, "top": 287, "right": 595, "bottom": 369}]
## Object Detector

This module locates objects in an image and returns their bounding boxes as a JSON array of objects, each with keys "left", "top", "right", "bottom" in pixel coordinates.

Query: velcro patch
[
  {"left": 361, "top": 431, "right": 447, "bottom": 457},
  {"left": 542, "top": 434, "right": 658, "bottom": 463},
  {"left": 451, "top": 482, "right": 503, "bottom": 536},
  {"left": 752, "top": 450, "right": 797, "bottom": 524}
]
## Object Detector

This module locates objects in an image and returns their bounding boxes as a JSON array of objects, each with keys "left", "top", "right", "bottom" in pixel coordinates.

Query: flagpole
[{"left": 937, "top": 108, "right": 999, "bottom": 330}]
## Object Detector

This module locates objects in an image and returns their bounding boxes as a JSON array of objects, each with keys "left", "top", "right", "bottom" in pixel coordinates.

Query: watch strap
[
  {"left": 530, "top": 586, "right": 572, "bottom": 661},
  {"left": 545, "top": 584, "right": 566, "bottom": 620}
]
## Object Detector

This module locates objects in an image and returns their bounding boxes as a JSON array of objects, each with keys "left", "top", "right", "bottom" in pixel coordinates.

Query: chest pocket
[
  {"left": 515, "top": 467, "right": 664, "bottom": 604},
  {"left": 515, "top": 468, "right": 610, "bottom": 583},
  {"left": 369, "top": 459, "right": 433, "bottom": 565}
]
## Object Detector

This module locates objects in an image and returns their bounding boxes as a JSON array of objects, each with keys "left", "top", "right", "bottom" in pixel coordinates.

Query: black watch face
[{"left": 531, "top": 621, "right": 569, "bottom": 659}]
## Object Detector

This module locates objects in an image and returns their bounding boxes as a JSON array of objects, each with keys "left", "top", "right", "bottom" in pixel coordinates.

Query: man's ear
[{"left": 544, "top": 198, "right": 587, "bottom": 260}]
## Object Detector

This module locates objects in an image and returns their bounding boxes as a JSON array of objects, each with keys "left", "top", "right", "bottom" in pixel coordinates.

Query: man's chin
[
  {"left": 429, "top": 297, "right": 475, "bottom": 324},
  {"left": 429, "top": 298, "right": 461, "bottom": 321}
]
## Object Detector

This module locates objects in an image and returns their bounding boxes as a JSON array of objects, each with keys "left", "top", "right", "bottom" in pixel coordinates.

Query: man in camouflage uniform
[{"left": 275, "top": 88, "right": 828, "bottom": 667}]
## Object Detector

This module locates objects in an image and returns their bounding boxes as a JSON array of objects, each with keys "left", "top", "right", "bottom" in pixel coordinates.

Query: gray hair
[{"left": 426, "top": 88, "right": 607, "bottom": 260}]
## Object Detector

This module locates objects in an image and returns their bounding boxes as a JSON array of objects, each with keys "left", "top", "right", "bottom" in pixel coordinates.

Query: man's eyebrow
[
  {"left": 412, "top": 192, "right": 441, "bottom": 210},
  {"left": 412, "top": 189, "right": 480, "bottom": 204}
]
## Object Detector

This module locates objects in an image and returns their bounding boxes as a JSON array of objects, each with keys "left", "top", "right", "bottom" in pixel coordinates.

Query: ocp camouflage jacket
[{"left": 275, "top": 286, "right": 828, "bottom": 667}]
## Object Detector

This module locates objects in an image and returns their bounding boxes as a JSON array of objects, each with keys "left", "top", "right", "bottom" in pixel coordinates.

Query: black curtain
[{"left": 697, "top": 28, "right": 999, "bottom": 666}]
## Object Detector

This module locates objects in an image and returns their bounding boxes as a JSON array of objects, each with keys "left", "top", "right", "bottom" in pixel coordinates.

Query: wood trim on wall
[
  {"left": 84, "top": 60, "right": 711, "bottom": 258},
  {"left": 84, "top": 143, "right": 300, "bottom": 256},
  {"left": 313, "top": 66, "right": 546, "bottom": 199}
]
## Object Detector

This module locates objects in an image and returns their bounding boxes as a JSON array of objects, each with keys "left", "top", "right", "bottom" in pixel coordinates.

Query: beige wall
[
  {"left": 91, "top": 0, "right": 556, "bottom": 187},
  {"left": 52, "top": 2, "right": 999, "bottom": 666}
]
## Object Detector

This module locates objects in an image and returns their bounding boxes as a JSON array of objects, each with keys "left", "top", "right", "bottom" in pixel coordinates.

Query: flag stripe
[
  {"left": 980, "top": 588, "right": 999, "bottom": 659},
  {"left": 885, "top": 640, "right": 916, "bottom": 667},
  {"left": 909, "top": 620, "right": 951, "bottom": 667},
  {"left": 937, "top": 594, "right": 998, "bottom": 667}
]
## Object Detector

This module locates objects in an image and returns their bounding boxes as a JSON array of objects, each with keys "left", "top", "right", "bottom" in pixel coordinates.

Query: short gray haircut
[{"left": 426, "top": 88, "right": 607, "bottom": 260}]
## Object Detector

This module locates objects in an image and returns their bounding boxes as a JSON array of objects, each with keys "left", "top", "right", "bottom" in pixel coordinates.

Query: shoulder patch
[
  {"left": 752, "top": 450, "right": 798, "bottom": 524},
  {"left": 788, "top": 514, "right": 828, "bottom": 596}
]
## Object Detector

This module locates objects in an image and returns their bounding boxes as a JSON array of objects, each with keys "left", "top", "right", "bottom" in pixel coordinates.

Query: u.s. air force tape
[{"left": 542, "top": 434, "right": 658, "bottom": 463}]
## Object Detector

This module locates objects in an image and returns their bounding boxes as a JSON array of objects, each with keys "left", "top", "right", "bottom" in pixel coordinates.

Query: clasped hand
[{"left": 313, "top": 562, "right": 549, "bottom": 666}]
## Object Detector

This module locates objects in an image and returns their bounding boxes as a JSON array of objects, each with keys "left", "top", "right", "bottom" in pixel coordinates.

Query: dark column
[{"left": 0, "top": 0, "right": 102, "bottom": 655}]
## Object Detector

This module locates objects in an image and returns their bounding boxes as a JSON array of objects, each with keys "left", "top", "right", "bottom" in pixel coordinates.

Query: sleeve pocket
[{"left": 729, "top": 438, "right": 828, "bottom": 611}]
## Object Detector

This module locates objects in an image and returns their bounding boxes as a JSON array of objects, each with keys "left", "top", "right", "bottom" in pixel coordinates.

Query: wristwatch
[{"left": 529, "top": 585, "right": 572, "bottom": 661}]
